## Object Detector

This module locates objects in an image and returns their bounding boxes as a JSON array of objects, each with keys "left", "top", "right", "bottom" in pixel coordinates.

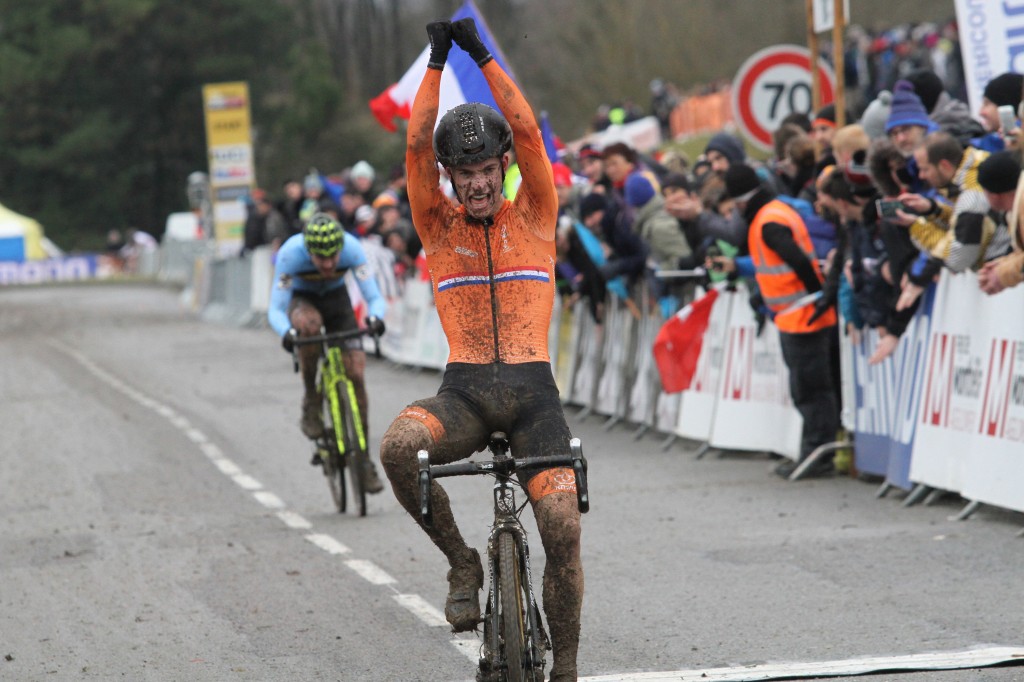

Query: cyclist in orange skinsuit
[{"left": 379, "top": 18, "right": 583, "bottom": 681}]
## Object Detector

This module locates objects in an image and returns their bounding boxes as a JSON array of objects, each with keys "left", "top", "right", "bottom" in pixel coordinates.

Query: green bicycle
[{"left": 291, "top": 325, "right": 382, "bottom": 516}]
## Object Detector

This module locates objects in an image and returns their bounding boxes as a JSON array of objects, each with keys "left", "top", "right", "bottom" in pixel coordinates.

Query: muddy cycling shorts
[
  {"left": 394, "top": 362, "right": 577, "bottom": 503},
  {"left": 289, "top": 288, "right": 362, "bottom": 351}
]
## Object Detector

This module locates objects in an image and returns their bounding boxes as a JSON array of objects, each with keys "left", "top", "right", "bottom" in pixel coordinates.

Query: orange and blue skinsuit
[
  {"left": 379, "top": 56, "right": 583, "bottom": 681},
  {"left": 406, "top": 61, "right": 559, "bottom": 365}
]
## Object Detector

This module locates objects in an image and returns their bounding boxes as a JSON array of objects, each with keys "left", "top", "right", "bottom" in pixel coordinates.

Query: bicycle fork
[{"left": 481, "top": 483, "right": 549, "bottom": 676}]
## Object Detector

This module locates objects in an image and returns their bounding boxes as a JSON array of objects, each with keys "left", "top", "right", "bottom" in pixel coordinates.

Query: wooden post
[
  {"left": 832, "top": 0, "right": 846, "bottom": 127},
  {"left": 806, "top": 0, "right": 820, "bottom": 117}
]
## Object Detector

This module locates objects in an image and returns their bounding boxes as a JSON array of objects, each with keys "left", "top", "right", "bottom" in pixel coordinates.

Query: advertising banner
[
  {"left": 910, "top": 274, "right": 990, "bottom": 493},
  {"left": 0, "top": 255, "right": 97, "bottom": 285},
  {"left": 707, "top": 287, "right": 801, "bottom": 459},
  {"left": 202, "top": 81, "right": 255, "bottom": 252},
  {"left": 849, "top": 285, "right": 935, "bottom": 488},
  {"left": 953, "top": 0, "right": 1024, "bottom": 117},
  {"left": 951, "top": 275, "right": 1024, "bottom": 513}
]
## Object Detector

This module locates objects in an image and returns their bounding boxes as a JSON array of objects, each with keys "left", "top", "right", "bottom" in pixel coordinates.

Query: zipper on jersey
[{"left": 482, "top": 218, "right": 501, "bottom": 362}]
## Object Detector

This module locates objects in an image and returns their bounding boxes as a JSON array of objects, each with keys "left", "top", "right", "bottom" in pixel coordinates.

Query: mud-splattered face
[{"left": 449, "top": 156, "right": 507, "bottom": 221}]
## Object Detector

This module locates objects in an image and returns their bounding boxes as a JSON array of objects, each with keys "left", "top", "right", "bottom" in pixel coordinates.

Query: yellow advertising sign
[{"left": 202, "top": 81, "right": 255, "bottom": 248}]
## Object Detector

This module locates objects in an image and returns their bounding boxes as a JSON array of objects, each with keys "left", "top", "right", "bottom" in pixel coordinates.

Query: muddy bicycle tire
[
  {"left": 338, "top": 387, "right": 366, "bottom": 517},
  {"left": 320, "top": 441, "right": 346, "bottom": 513},
  {"left": 498, "top": 532, "right": 530, "bottom": 682}
]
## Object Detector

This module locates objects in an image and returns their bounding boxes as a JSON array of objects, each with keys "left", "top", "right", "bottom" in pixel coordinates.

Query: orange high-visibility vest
[{"left": 748, "top": 199, "right": 836, "bottom": 334}]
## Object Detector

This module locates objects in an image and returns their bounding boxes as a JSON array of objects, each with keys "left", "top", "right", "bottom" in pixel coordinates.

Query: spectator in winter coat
[
  {"left": 625, "top": 173, "right": 693, "bottom": 274},
  {"left": 976, "top": 151, "right": 1024, "bottom": 294},
  {"left": 977, "top": 72, "right": 1023, "bottom": 138},
  {"left": 665, "top": 132, "right": 751, "bottom": 250},
  {"left": 906, "top": 68, "right": 988, "bottom": 148},
  {"left": 660, "top": 172, "right": 702, "bottom": 256},
  {"left": 865, "top": 137, "right": 927, "bottom": 364}
]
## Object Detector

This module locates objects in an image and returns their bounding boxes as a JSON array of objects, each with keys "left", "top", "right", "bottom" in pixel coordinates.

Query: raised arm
[
  {"left": 452, "top": 18, "right": 556, "bottom": 239},
  {"left": 406, "top": 21, "right": 455, "bottom": 250}
]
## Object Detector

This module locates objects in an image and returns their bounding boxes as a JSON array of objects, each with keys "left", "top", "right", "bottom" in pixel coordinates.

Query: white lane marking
[
  {"left": 305, "top": 533, "right": 350, "bottom": 555},
  {"left": 185, "top": 428, "right": 207, "bottom": 444},
  {"left": 573, "top": 645, "right": 1024, "bottom": 681},
  {"left": 169, "top": 414, "right": 190, "bottom": 429},
  {"left": 199, "top": 442, "right": 223, "bottom": 460},
  {"left": 344, "top": 559, "right": 396, "bottom": 585},
  {"left": 212, "top": 458, "right": 241, "bottom": 476},
  {"left": 276, "top": 510, "right": 312, "bottom": 529},
  {"left": 231, "top": 473, "right": 263, "bottom": 490},
  {"left": 394, "top": 594, "right": 448, "bottom": 627},
  {"left": 253, "top": 491, "right": 285, "bottom": 509},
  {"left": 450, "top": 638, "right": 480, "bottom": 664}
]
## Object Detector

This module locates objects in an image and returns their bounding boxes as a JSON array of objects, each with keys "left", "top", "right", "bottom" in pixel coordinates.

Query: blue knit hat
[
  {"left": 624, "top": 173, "right": 656, "bottom": 207},
  {"left": 885, "top": 80, "right": 932, "bottom": 133}
]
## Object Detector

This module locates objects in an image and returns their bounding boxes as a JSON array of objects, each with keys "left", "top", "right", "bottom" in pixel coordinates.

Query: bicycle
[
  {"left": 291, "top": 324, "right": 382, "bottom": 516},
  {"left": 417, "top": 432, "right": 589, "bottom": 682}
]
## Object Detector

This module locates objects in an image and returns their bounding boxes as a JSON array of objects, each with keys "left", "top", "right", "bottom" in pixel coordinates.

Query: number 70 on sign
[{"left": 730, "top": 44, "right": 836, "bottom": 152}]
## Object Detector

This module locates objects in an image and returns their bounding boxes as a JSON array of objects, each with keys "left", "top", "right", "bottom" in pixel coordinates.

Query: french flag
[{"left": 368, "top": 0, "right": 515, "bottom": 133}]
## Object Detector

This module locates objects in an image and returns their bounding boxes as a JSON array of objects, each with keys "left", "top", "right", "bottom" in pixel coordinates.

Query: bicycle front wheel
[
  {"left": 498, "top": 532, "right": 530, "bottom": 682},
  {"left": 337, "top": 386, "right": 366, "bottom": 517},
  {"left": 321, "top": 442, "right": 347, "bottom": 514}
]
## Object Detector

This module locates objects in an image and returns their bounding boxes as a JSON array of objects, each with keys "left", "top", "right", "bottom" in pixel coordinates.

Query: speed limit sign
[{"left": 731, "top": 44, "right": 835, "bottom": 152}]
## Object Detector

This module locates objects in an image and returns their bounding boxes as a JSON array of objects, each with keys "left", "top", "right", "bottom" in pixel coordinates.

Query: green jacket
[{"left": 633, "top": 194, "right": 691, "bottom": 271}]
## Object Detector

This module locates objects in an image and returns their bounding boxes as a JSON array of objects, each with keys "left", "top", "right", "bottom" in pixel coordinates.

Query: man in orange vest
[{"left": 724, "top": 164, "right": 840, "bottom": 479}]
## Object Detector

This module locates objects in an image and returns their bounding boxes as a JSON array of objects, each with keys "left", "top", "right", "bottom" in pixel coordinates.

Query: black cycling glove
[
  {"left": 426, "top": 21, "right": 452, "bottom": 70},
  {"left": 282, "top": 328, "right": 297, "bottom": 353},
  {"left": 451, "top": 17, "right": 492, "bottom": 67},
  {"left": 366, "top": 316, "right": 386, "bottom": 336}
]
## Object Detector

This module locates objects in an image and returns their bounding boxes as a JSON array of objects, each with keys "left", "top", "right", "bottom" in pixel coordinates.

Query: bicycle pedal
[{"left": 310, "top": 452, "right": 324, "bottom": 467}]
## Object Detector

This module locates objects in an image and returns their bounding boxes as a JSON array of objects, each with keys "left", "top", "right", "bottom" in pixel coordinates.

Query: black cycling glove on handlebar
[
  {"left": 426, "top": 21, "right": 453, "bottom": 70},
  {"left": 366, "top": 316, "right": 386, "bottom": 336},
  {"left": 451, "top": 18, "right": 492, "bottom": 67},
  {"left": 282, "top": 328, "right": 297, "bottom": 353}
]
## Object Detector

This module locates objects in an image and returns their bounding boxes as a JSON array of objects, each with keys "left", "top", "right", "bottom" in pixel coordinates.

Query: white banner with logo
[
  {"left": 953, "top": 0, "right": 1024, "bottom": 117},
  {"left": 707, "top": 285, "right": 802, "bottom": 459},
  {"left": 910, "top": 271, "right": 1024, "bottom": 512}
]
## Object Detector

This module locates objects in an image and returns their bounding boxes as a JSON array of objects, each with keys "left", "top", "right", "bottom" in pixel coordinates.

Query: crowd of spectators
[
  {"left": 241, "top": 14, "right": 1023, "bottom": 367},
  {"left": 240, "top": 160, "right": 422, "bottom": 280}
]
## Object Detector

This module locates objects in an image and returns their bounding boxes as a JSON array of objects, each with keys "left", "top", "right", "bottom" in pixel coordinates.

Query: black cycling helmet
[
  {"left": 433, "top": 102, "right": 512, "bottom": 169},
  {"left": 303, "top": 212, "right": 344, "bottom": 257}
]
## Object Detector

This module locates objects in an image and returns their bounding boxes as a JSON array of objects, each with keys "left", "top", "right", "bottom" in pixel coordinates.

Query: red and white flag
[{"left": 653, "top": 288, "right": 720, "bottom": 393}]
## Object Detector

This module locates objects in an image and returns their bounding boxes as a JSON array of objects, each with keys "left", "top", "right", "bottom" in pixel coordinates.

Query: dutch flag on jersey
[
  {"left": 437, "top": 267, "right": 550, "bottom": 292},
  {"left": 368, "top": 0, "right": 515, "bottom": 133}
]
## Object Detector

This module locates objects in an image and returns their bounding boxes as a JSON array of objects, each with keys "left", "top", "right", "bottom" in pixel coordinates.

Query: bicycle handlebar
[
  {"left": 417, "top": 438, "right": 589, "bottom": 527},
  {"left": 290, "top": 325, "right": 382, "bottom": 372},
  {"left": 291, "top": 326, "right": 377, "bottom": 346}
]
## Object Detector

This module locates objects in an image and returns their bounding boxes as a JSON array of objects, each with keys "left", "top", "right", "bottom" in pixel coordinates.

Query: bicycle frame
[{"left": 321, "top": 344, "right": 365, "bottom": 455}]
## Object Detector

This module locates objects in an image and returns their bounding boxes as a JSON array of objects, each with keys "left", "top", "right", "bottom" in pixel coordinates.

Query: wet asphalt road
[{"left": 2, "top": 283, "right": 1023, "bottom": 681}]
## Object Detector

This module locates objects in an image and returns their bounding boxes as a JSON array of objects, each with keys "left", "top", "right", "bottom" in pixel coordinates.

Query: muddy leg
[
  {"left": 532, "top": 493, "right": 583, "bottom": 681},
  {"left": 380, "top": 419, "right": 473, "bottom": 556}
]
